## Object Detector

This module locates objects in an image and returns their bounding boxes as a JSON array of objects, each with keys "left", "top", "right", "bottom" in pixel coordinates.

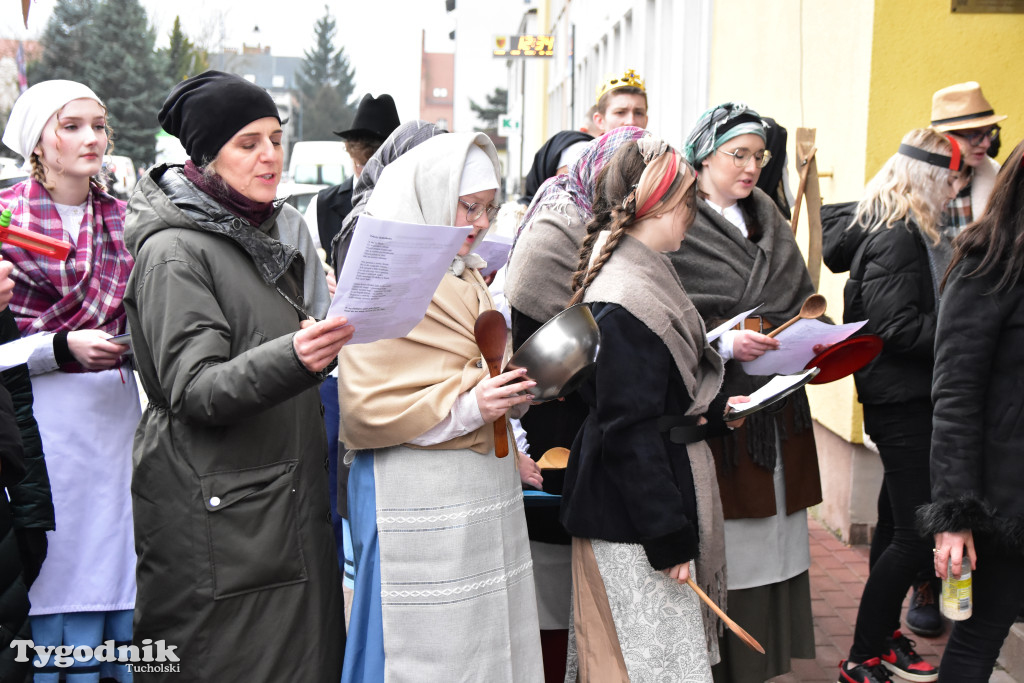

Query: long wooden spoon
[
  {"left": 766, "top": 293, "right": 827, "bottom": 338},
  {"left": 686, "top": 578, "right": 765, "bottom": 654},
  {"left": 474, "top": 310, "right": 510, "bottom": 459}
]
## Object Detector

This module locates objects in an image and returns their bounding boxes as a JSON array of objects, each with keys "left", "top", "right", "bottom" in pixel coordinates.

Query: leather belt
[
  {"left": 731, "top": 315, "right": 774, "bottom": 334},
  {"left": 656, "top": 415, "right": 707, "bottom": 444}
]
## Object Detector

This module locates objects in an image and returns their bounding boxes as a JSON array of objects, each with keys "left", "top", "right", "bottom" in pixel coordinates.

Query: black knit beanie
[{"left": 158, "top": 70, "right": 281, "bottom": 166}]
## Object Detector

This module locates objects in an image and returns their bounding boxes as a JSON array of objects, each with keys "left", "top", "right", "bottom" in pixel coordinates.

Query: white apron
[
  {"left": 374, "top": 444, "right": 543, "bottom": 683},
  {"left": 28, "top": 367, "right": 140, "bottom": 614}
]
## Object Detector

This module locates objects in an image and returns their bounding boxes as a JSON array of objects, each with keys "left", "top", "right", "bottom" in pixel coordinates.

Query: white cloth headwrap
[
  {"left": 2, "top": 80, "right": 104, "bottom": 162},
  {"left": 459, "top": 144, "right": 499, "bottom": 196}
]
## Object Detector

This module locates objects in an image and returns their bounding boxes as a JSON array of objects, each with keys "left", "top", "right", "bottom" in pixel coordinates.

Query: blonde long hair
[{"left": 854, "top": 128, "right": 956, "bottom": 244}]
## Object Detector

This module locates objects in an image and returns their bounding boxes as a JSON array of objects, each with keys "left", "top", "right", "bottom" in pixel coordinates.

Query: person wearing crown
[{"left": 593, "top": 69, "right": 649, "bottom": 134}]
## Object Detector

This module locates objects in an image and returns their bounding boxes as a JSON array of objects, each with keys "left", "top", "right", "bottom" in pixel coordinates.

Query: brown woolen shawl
[
  {"left": 667, "top": 188, "right": 816, "bottom": 469},
  {"left": 336, "top": 133, "right": 501, "bottom": 453},
  {"left": 583, "top": 234, "right": 728, "bottom": 648}
]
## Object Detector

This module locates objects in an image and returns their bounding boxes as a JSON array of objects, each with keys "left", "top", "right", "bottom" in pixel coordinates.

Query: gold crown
[{"left": 596, "top": 69, "right": 646, "bottom": 105}]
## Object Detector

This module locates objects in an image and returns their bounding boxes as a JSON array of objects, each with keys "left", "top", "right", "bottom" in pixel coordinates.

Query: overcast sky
[{"left": 1, "top": 0, "right": 454, "bottom": 122}]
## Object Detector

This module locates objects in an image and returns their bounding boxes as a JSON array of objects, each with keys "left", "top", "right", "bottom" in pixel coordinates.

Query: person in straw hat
[{"left": 930, "top": 81, "right": 1006, "bottom": 234}]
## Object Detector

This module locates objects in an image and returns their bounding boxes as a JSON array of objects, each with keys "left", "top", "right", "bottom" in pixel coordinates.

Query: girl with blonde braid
[{"left": 559, "top": 138, "right": 746, "bottom": 681}]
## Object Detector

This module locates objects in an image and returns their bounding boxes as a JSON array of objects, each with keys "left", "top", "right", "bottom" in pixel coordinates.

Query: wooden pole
[{"left": 791, "top": 128, "right": 824, "bottom": 290}]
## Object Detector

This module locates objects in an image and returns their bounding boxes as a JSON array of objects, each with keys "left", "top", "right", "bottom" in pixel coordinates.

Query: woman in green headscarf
[{"left": 668, "top": 102, "right": 821, "bottom": 683}]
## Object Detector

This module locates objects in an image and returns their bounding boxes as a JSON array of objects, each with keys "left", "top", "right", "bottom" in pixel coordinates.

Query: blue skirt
[
  {"left": 31, "top": 609, "right": 134, "bottom": 682},
  {"left": 340, "top": 451, "right": 385, "bottom": 683}
]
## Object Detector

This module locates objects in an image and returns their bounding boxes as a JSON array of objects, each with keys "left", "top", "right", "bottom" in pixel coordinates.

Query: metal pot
[{"left": 504, "top": 304, "right": 601, "bottom": 401}]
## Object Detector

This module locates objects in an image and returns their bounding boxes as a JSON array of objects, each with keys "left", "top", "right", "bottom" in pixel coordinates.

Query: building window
[
  {"left": 436, "top": 118, "right": 449, "bottom": 130},
  {"left": 272, "top": 75, "right": 285, "bottom": 88},
  {"left": 433, "top": 87, "right": 448, "bottom": 98},
  {"left": 243, "top": 74, "right": 256, "bottom": 83}
]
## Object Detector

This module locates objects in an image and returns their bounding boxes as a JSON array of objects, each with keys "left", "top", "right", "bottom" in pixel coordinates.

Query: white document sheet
[
  {"left": 727, "top": 368, "right": 819, "bottom": 418},
  {"left": 474, "top": 234, "right": 514, "bottom": 279},
  {"left": 706, "top": 304, "right": 763, "bottom": 343},
  {"left": 741, "top": 319, "right": 868, "bottom": 376},
  {"left": 327, "top": 215, "right": 470, "bottom": 344}
]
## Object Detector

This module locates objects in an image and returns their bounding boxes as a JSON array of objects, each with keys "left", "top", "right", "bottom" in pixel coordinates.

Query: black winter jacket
[
  {"left": 0, "top": 306, "right": 51, "bottom": 682},
  {"left": 316, "top": 176, "right": 353, "bottom": 269},
  {"left": 918, "top": 254, "right": 1024, "bottom": 555},
  {"left": 822, "top": 203, "right": 937, "bottom": 405},
  {"left": 560, "top": 304, "right": 728, "bottom": 570}
]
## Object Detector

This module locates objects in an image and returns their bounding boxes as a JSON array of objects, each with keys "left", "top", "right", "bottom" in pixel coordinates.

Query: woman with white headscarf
[
  {"left": 338, "top": 132, "right": 544, "bottom": 683},
  {"left": 0, "top": 80, "right": 138, "bottom": 683}
]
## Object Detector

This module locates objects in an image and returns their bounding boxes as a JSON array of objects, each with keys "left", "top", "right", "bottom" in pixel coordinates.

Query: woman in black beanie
[{"left": 123, "top": 71, "right": 354, "bottom": 682}]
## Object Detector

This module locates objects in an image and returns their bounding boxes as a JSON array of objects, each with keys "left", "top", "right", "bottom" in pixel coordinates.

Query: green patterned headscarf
[{"left": 684, "top": 102, "right": 767, "bottom": 166}]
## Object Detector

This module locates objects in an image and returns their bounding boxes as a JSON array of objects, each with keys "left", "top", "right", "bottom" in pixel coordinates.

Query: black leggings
[
  {"left": 937, "top": 539, "right": 1024, "bottom": 682},
  {"left": 849, "top": 400, "right": 934, "bottom": 662}
]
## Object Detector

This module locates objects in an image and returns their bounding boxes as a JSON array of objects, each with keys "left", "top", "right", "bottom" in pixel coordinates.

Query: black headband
[
  {"left": 931, "top": 109, "right": 995, "bottom": 126},
  {"left": 897, "top": 143, "right": 963, "bottom": 171}
]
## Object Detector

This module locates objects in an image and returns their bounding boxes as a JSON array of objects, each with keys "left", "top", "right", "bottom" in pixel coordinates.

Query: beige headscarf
[{"left": 337, "top": 133, "right": 502, "bottom": 453}]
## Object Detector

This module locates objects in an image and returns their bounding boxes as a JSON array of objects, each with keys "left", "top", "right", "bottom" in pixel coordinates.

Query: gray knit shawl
[
  {"left": 584, "top": 234, "right": 727, "bottom": 647},
  {"left": 668, "top": 188, "right": 816, "bottom": 467}
]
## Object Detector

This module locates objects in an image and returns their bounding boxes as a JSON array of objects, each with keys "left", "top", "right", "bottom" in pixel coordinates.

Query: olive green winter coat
[{"left": 123, "top": 165, "right": 343, "bottom": 682}]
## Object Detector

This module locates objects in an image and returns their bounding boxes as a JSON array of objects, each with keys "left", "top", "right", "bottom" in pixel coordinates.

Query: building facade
[{"left": 452, "top": 0, "right": 1024, "bottom": 542}]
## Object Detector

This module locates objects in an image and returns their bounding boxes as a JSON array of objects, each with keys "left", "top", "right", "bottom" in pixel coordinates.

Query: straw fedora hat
[{"left": 931, "top": 82, "right": 1006, "bottom": 132}]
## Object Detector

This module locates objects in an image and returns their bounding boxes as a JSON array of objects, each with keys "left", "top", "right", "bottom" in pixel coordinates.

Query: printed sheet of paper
[
  {"left": 474, "top": 234, "right": 514, "bottom": 279},
  {"left": 741, "top": 319, "right": 868, "bottom": 376},
  {"left": 0, "top": 336, "right": 34, "bottom": 371},
  {"left": 706, "top": 304, "right": 763, "bottom": 343},
  {"left": 327, "top": 215, "right": 470, "bottom": 344},
  {"left": 727, "top": 368, "right": 819, "bottom": 419}
]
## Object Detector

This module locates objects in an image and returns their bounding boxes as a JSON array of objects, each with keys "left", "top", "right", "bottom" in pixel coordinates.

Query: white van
[{"left": 287, "top": 141, "right": 352, "bottom": 186}]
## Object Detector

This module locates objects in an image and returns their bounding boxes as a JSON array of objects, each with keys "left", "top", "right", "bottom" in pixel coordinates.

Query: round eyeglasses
[
  {"left": 718, "top": 147, "right": 772, "bottom": 169},
  {"left": 458, "top": 199, "right": 500, "bottom": 222}
]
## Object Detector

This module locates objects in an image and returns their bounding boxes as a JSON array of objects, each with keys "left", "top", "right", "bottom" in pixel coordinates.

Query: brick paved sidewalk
[{"left": 770, "top": 517, "right": 1015, "bottom": 683}]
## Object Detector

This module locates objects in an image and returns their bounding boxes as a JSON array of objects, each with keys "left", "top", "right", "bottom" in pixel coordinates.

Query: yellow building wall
[
  {"left": 866, "top": 0, "right": 1024, "bottom": 181},
  {"left": 708, "top": 0, "right": 875, "bottom": 441}
]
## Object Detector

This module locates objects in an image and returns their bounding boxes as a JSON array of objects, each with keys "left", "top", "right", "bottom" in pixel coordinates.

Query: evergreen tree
[
  {"left": 301, "top": 86, "right": 347, "bottom": 142},
  {"left": 469, "top": 88, "right": 508, "bottom": 131},
  {"left": 295, "top": 5, "right": 357, "bottom": 141},
  {"left": 161, "top": 16, "right": 209, "bottom": 86},
  {"left": 27, "top": 0, "right": 97, "bottom": 84},
  {"left": 88, "top": 0, "right": 166, "bottom": 166},
  {"left": 28, "top": 0, "right": 165, "bottom": 166}
]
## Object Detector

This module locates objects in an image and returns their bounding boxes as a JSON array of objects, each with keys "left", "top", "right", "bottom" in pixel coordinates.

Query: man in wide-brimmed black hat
[{"left": 305, "top": 93, "right": 400, "bottom": 269}]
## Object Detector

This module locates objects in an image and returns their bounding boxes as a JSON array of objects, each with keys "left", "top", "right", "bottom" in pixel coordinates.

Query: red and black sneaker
[
  {"left": 838, "top": 658, "right": 894, "bottom": 683},
  {"left": 880, "top": 629, "right": 939, "bottom": 682}
]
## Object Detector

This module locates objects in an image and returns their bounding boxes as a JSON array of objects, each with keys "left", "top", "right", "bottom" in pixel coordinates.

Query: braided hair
[{"left": 568, "top": 141, "right": 696, "bottom": 306}]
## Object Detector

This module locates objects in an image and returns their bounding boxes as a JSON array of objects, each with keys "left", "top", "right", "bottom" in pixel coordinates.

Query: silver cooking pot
[{"left": 504, "top": 304, "right": 601, "bottom": 401}]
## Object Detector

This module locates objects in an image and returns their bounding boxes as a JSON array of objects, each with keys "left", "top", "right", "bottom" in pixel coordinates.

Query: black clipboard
[{"left": 726, "top": 367, "right": 820, "bottom": 421}]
